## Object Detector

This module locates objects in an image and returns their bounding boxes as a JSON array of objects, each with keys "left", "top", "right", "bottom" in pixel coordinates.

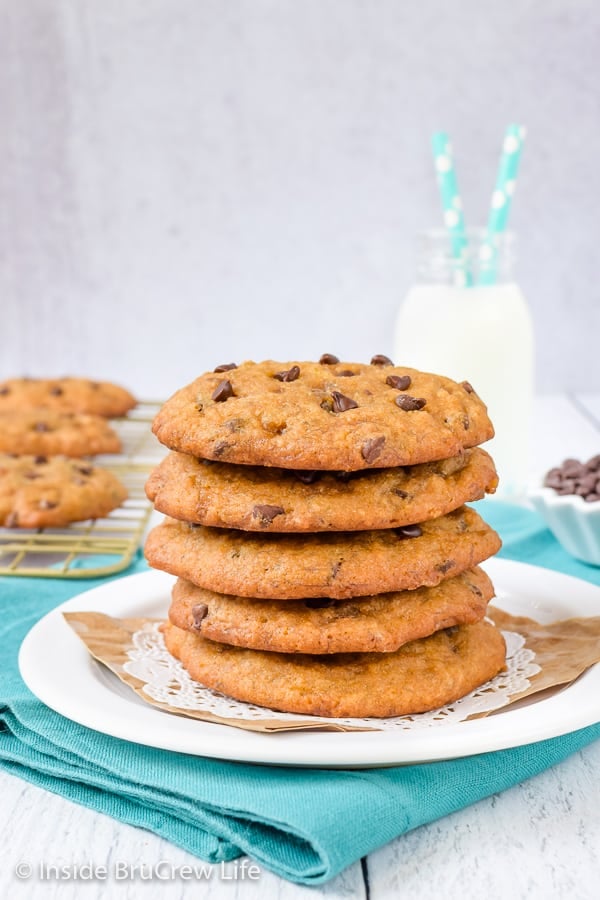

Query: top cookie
[
  {"left": 0, "top": 377, "right": 136, "bottom": 418},
  {"left": 152, "top": 357, "right": 494, "bottom": 470}
]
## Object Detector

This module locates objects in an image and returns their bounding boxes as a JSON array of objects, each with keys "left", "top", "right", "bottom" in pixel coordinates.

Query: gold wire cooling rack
[{"left": 0, "top": 400, "right": 165, "bottom": 578}]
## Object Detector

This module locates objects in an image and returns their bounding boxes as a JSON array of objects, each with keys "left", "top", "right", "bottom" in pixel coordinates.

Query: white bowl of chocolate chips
[{"left": 530, "top": 454, "right": 600, "bottom": 565}]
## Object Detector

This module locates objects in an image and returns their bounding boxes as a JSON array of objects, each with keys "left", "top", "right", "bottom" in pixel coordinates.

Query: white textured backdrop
[{"left": 0, "top": 0, "right": 598, "bottom": 397}]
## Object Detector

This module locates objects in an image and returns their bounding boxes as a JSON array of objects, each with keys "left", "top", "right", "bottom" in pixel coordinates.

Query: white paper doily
[{"left": 123, "top": 624, "right": 540, "bottom": 731}]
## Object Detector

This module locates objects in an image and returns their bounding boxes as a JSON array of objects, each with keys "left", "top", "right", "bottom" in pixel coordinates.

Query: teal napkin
[{"left": 1, "top": 503, "right": 599, "bottom": 885}]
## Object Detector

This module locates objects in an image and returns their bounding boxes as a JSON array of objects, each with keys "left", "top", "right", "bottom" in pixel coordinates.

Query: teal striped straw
[
  {"left": 479, "top": 123, "right": 526, "bottom": 285},
  {"left": 431, "top": 131, "right": 472, "bottom": 288}
]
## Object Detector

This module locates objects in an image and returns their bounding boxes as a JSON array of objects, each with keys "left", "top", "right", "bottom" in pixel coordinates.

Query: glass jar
[{"left": 393, "top": 229, "right": 535, "bottom": 497}]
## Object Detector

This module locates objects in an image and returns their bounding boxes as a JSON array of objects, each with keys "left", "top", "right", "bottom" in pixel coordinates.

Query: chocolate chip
[
  {"left": 394, "top": 395, "right": 427, "bottom": 411},
  {"left": 304, "top": 598, "right": 335, "bottom": 609},
  {"left": 334, "top": 471, "right": 359, "bottom": 482},
  {"left": 213, "top": 440, "right": 232, "bottom": 457},
  {"left": 361, "top": 436, "right": 385, "bottom": 464},
  {"left": 214, "top": 363, "right": 237, "bottom": 373},
  {"left": 252, "top": 504, "right": 285, "bottom": 525},
  {"left": 211, "top": 380, "right": 234, "bottom": 402},
  {"left": 370, "top": 354, "right": 394, "bottom": 366},
  {"left": 74, "top": 465, "right": 94, "bottom": 476},
  {"left": 336, "top": 370, "right": 357, "bottom": 377},
  {"left": 49, "top": 385, "right": 63, "bottom": 396},
  {"left": 392, "top": 488, "right": 409, "bottom": 499},
  {"left": 461, "top": 381, "right": 475, "bottom": 393},
  {"left": 274, "top": 366, "right": 300, "bottom": 383},
  {"left": 331, "top": 391, "right": 358, "bottom": 413},
  {"left": 335, "top": 605, "right": 361, "bottom": 619},
  {"left": 395, "top": 524, "right": 423, "bottom": 539},
  {"left": 556, "top": 484, "right": 576, "bottom": 495},
  {"left": 0, "top": 386, "right": 10, "bottom": 395},
  {"left": 34, "top": 455, "right": 48, "bottom": 464},
  {"left": 319, "top": 353, "right": 339, "bottom": 365},
  {"left": 437, "top": 559, "right": 455, "bottom": 574},
  {"left": 562, "top": 459, "right": 583, "bottom": 478},
  {"left": 386, "top": 375, "right": 412, "bottom": 390},
  {"left": 38, "top": 499, "right": 58, "bottom": 510},
  {"left": 33, "top": 422, "right": 50, "bottom": 432},
  {"left": 191, "top": 603, "right": 208, "bottom": 630},
  {"left": 578, "top": 474, "right": 598, "bottom": 494},
  {"left": 293, "top": 470, "right": 321, "bottom": 484}
]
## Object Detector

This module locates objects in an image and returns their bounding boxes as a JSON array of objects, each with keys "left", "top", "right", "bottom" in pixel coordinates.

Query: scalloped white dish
[{"left": 529, "top": 487, "right": 600, "bottom": 566}]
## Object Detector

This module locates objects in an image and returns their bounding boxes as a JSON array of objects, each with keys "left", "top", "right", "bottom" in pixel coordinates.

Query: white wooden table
[{"left": 2, "top": 394, "right": 600, "bottom": 900}]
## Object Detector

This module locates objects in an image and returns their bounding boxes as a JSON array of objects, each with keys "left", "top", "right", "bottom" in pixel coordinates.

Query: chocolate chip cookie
[
  {"left": 0, "top": 454, "right": 128, "bottom": 527},
  {"left": 168, "top": 566, "right": 494, "bottom": 654},
  {"left": 152, "top": 358, "right": 494, "bottom": 470},
  {"left": 146, "top": 448, "right": 497, "bottom": 532},
  {"left": 162, "top": 618, "right": 507, "bottom": 718},
  {"left": 145, "top": 507, "right": 501, "bottom": 599},
  {"left": 0, "top": 377, "right": 136, "bottom": 418},
  {"left": 0, "top": 411, "right": 122, "bottom": 457}
]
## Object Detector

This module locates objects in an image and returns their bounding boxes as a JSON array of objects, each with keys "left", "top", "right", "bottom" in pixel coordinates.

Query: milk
[{"left": 394, "top": 281, "right": 534, "bottom": 496}]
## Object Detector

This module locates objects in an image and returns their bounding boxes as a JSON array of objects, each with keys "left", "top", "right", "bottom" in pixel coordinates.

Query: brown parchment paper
[
  {"left": 63, "top": 612, "right": 370, "bottom": 732},
  {"left": 487, "top": 605, "right": 600, "bottom": 704},
  {"left": 63, "top": 608, "right": 600, "bottom": 734}
]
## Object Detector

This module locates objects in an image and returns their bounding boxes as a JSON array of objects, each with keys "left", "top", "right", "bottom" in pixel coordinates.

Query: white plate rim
[{"left": 18, "top": 558, "right": 600, "bottom": 768}]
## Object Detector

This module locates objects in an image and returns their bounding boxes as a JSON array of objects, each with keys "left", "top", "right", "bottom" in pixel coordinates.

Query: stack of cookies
[
  {"left": 0, "top": 377, "right": 135, "bottom": 528},
  {"left": 145, "top": 355, "right": 505, "bottom": 719}
]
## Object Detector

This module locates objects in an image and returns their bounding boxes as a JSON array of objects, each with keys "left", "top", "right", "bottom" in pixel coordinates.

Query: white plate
[{"left": 18, "top": 559, "right": 600, "bottom": 768}]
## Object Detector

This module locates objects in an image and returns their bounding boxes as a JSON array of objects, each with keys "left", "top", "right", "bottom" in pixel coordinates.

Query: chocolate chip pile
[
  {"left": 143, "top": 355, "right": 505, "bottom": 719},
  {"left": 544, "top": 455, "right": 600, "bottom": 502}
]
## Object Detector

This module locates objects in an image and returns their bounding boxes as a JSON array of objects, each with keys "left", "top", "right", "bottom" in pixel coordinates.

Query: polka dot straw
[
  {"left": 431, "top": 131, "right": 473, "bottom": 288},
  {"left": 479, "top": 124, "right": 526, "bottom": 285}
]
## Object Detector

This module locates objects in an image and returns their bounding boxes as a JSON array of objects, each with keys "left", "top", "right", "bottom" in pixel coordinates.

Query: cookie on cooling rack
[
  {"left": 0, "top": 454, "right": 128, "bottom": 528},
  {"left": 0, "top": 410, "right": 122, "bottom": 457},
  {"left": 0, "top": 377, "right": 136, "bottom": 418}
]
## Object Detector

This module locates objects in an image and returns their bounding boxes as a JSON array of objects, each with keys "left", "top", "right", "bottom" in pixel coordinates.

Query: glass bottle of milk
[{"left": 394, "top": 229, "right": 534, "bottom": 497}]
